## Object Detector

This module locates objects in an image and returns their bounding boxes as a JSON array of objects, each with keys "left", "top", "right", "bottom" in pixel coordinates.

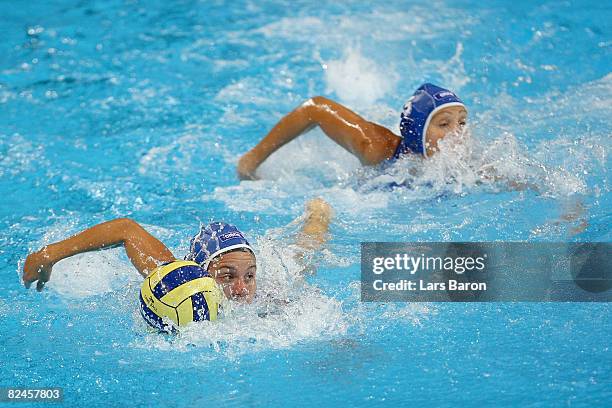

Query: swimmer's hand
[
  {"left": 305, "top": 197, "right": 333, "bottom": 222},
  {"left": 477, "top": 166, "right": 540, "bottom": 193},
  {"left": 297, "top": 198, "right": 334, "bottom": 250},
  {"left": 237, "top": 150, "right": 261, "bottom": 180},
  {"left": 559, "top": 199, "right": 588, "bottom": 236},
  {"left": 23, "top": 248, "right": 55, "bottom": 291}
]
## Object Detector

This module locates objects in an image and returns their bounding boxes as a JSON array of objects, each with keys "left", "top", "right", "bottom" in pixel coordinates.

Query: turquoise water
[{"left": 1, "top": 0, "right": 611, "bottom": 406}]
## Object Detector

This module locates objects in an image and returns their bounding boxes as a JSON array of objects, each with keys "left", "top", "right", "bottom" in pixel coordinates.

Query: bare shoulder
[
  {"left": 364, "top": 121, "right": 402, "bottom": 162},
  {"left": 369, "top": 121, "right": 401, "bottom": 141}
]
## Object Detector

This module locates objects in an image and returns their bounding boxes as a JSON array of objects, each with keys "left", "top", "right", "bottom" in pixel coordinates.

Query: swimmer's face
[
  {"left": 425, "top": 106, "right": 468, "bottom": 157},
  {"left": 207, "top": 250, "right": 257, "bottom": 303}
]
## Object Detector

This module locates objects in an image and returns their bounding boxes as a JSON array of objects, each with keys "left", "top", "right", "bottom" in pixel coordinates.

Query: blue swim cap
[
  {"left": 396, "top": 83, "right": 465, "bottom": 158},
  {"left": 185, "top": 222, "right": 254, "bottom": 270}
]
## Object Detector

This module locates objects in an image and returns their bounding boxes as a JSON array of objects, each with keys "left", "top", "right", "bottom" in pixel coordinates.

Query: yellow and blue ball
[{"left": 139, "top": 260, "right": 221, "bottom": 332}]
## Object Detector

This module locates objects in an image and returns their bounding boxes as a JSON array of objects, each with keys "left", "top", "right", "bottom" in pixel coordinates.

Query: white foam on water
[
  {"left": 210, "top": 129, "right": 364, "bottom": 214},
  {"left": 49, "top": 249, "right": 135, "bottom": 298},
  {"left": 375, "top": 127, "right": 587, "bottom": 199},
  {"left": 323, "top": 47, "right": 399, "bottom": 106},
  {"left": 258, "top": 130, "right": 361, "bottom": 181},
  {"left": 134, "top": 290, "right": 349, "bottom": 361},
  {"left": 29, "top": 218, "right": 136, "bottom": 298},
  {"left": 472, "top": 73, "right": 611, "bottom": 197}
]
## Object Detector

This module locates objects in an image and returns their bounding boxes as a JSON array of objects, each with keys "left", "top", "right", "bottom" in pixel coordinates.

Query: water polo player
[
  {"left": 22, "top": 198, "right": 333, "bottom": 329},
  {"left": 237, "top": 83, "right": 467, "bottom": 179}
]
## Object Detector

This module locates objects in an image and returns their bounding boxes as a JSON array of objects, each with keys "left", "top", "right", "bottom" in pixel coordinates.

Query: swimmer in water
[
  {"left": 22, "top": 198, "right": 333, "bottom": 303},
  {"left": 237, "top": 83, "right": 467, "bottom": 179}
]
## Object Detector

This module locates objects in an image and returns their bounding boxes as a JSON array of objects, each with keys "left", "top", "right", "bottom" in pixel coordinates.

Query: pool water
[{"left": 1, "top": 0, "right": 610, "bottom": 406}]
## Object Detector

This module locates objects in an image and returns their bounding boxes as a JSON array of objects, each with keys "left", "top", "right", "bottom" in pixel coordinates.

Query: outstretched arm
[
  {"left": 23, "top": 218, "right": 175, "bottom": 291},
  {"left": 237, "top": 96, "right": 401, "bottom": 179}
]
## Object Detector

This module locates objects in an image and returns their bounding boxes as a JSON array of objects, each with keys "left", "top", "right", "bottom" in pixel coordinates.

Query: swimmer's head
[
  {"left": 186, "top": 222, "right": 256, "bottom": 303},
  {"left": 399, "top": 83, "right": 467, "bottom": 157}
]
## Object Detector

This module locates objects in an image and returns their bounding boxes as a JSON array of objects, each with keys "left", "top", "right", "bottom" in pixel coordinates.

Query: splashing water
[
  {"left": 357, "top": 127, "right": 587, "bottom": 198},
  {"left": 133, "top": 245, "right": 352, "bottom": 359},
  {"left": 323, "top": 47, "right": 399, "bottom": 107}
]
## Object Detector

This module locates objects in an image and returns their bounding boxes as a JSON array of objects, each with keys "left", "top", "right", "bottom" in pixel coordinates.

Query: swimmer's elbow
[
  {"left": 308, "top": 96, "right": 342, "bottom": 114},
  {"left": 113, "top": 218, "right": 145, "bottom": 239},
  {"left": 114, "top": 217, "right": 139, "bottom": 229},
  {"left": 299, "top": 96, "right": 332, "bottom": 121},
  {"left": 309, "top": 96, "right": 331, "bottom": 105}
]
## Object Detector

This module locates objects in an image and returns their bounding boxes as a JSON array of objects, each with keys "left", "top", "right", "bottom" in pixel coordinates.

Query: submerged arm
[
  {"left": 296, "top": 198, "right": 334, "bottom": 251},
  {"left": 478, "top": 167, "right": 587, "bottom": 236},
  {"left": 477, "top": 165, "right": 541, "bottom": 193},
  {"left": 237, "top": 96, "right": 400, "bottom": 179},
  {"left": 23, "top": 218, "right": 175, "bottom": 291},
  {"left": 285, "top": 198, "right": 334, "bottom": 276}
]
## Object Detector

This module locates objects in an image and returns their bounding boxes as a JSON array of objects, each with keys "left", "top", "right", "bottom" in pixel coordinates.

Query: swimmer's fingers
[
  {"left": 36, "top": 270, "right": 51, "bottom": 292},
  {"left": 560, "top": 199, "right": 585, "bottom": 222},
  {"left": 237, "top": 166, "right": 258, "bottom": 180},
  {"left": 569, "top": 219, "right": 589, "bottom": 236},
  {"left": 237, "top": 151, "right": 261, "bottom": 180},
  {"left": 561, "top": 199, "right": 588, "bottom": 237},
  {"left": 238, "top": 171, "right": 258, "bottom": 181},
  {"left": 297, "top": 197, "right": 333, "bottom": 251},
  {"left": 22, "top": 251, "right": 53, "bottom": 291},
  {"left": 305, "top": 198, "right": 333, "bottom": 219},
  {"left": 22, "top": 253, "right": 40, "bottom": 289}
]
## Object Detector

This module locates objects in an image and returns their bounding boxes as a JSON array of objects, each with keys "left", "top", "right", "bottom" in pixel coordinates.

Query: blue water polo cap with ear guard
[
  {"left": 185, "top": 222, "right": 254, "bottom": 270},
  {"left": 394, "top": 83, "right": 465, "bottom": 159}
]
